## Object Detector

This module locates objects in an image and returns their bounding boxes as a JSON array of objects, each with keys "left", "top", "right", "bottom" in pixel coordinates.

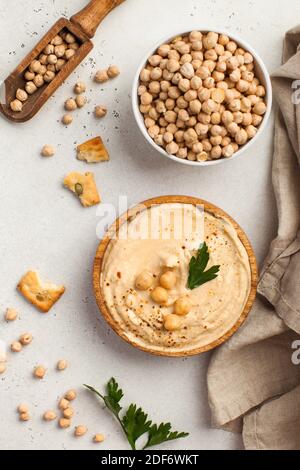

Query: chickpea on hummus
[{"left": 101, "top": 203, "right": 251, "bottom": 354}]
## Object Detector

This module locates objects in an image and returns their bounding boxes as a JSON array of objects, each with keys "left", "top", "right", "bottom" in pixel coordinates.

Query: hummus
[{"left": 101, "top": 203, "right": 251, "bottom": 353}]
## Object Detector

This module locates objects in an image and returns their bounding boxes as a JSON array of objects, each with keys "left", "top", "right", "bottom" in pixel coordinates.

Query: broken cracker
[
  {"left": 17, "top": 271, "right": 65, "bottom": 313},
  {"left": 76, "top": 136, "right": 109, "bottom": 163},
  {"left": 63, "top": 172, "right": 100, "bottom": 207}
]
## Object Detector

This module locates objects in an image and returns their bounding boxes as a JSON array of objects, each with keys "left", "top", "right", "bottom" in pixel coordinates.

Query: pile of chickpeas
[
  {"left": 138, "top": 31, "right": 267, "bottom": 162},
  {"left": 10, "top": 30, "right": 80, "bottom": 112}
]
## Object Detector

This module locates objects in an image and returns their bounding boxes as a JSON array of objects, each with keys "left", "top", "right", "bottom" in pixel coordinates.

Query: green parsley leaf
[
  {"left": 84, "top": 378, "right": 189, "bottom": 450},
  {"left": 144, "top": 422, "right": 189, "bottom": 449},
  {"left": 188, "top": 242, "right": 220, "bottom": 290},
  {"left": 122, "top": 404, "right": 152, "bottom": 450}
]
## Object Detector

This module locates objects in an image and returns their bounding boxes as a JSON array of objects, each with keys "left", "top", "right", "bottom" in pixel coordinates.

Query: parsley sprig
[
  {"left": 84, "top": 378, "right": 189, "bottom": 450},
  {"left": 188, "top": 242, "right": 220, "bottom": 290}
]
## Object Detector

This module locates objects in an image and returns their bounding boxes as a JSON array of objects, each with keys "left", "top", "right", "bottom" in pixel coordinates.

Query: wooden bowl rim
[{"left": 93, "top": 196, "right": 258, "bottom": 357}]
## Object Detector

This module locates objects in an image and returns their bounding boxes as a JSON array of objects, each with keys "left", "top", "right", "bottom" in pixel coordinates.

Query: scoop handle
[{"left": 71, "top": 0, "right": 125, "bottom": 38}]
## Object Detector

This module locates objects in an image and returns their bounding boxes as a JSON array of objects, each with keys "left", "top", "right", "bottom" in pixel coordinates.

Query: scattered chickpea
[
  {"left": 57, "top": 359, "right": 68, "bottom": 371},
  {"left": 41, "top": 145, "right": 55, "bottom": 157},
  {"left": 64, "top": 98, "right": 77, "bottom": 111},
  {"left": 62, "top": 114, "right": 73, "bottom": 125},
  {"left": 164, "top": 314, "right": 181, "bottom": 332},
  {"left": 33, "top": 365, "right": 46, "bottom": 379},
  {"left": 18, "top": 404, "right": 29, "bottom": 414},
  {"left": 65, "top": 389, "right": 77, "bottom": 401},
  {"left": 75, "top": 94, "right": 87, "bottom": 108},
  {"left": 94, "top": 69, "right": 109, "bottom": 83},
  {"left": 74, "top": 81, "right": 86, "bottom": 94},
  {"left": 19, "top": 333, "right": 33, "bottom": 346},
  {"left": 19, "top": 412, "right": 30, "bottom": 422},
  {"left": 74, "top": 425, "right": 87, "bottom": 437},
  {"left": 43, "top": 410, "right": 57, "bottom": 421},
  {"left": 107, "top": 65, "right": 120, "bottom": 78},
  {"left": 151, "top": 287, "right": 169, "bottom": 305},
  {"left": 58, "top": 398, "right": 70, "bottom": 410},
  {"left": 94, "top": 105, "right": 107, "bottom": 118},
  {"left": 159, "top": 271, "right": 177, "bottom": 290},
  {"left": 5, "top": 308, "right": 18, "bottom": 321},
  {"left": 0, "top": 363, "right": 7, "bottom": 374},
  {"left": 59, "top": 418, "right": 71, "bottom": 429},
  {"left": 11, "top": 341, "right": 22, "bottom": 352},
  {"left": 93, "top": 433, "right": 105, "bottom": 443},
  {"left": 63, "top": 407, "right": 74, "bottom": 419}
]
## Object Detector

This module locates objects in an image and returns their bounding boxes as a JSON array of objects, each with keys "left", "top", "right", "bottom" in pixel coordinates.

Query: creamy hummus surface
[{"left": 101, "top": 203, "right": 251, "bottom": 353}]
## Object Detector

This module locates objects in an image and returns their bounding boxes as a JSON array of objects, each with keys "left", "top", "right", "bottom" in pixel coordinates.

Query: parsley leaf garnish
[
  {"left": 84, "top": 378, "right": 189, "bottom": 450},
  {"left": 188, "top": 242, "right": 220, "bottom": 290}
]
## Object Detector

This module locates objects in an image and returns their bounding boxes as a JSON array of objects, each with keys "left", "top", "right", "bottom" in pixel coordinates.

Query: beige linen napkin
[{"left": 207, "top": 26, "right": 300, "bottom": 450}]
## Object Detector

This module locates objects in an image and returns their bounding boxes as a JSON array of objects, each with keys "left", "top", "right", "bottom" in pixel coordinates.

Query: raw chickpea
[
  {"left": 33, "top": 74, "right": 44, "bottom": 88},
  {"left": 18, "top": 404, "right": 29, "bottom": 414},
  {"left": 159, "top": 91, "right": 168, "bottom": 100},
  {"left": 162, "top": 69, "right": 174, "bottom": 81},
  {"left": 44, "top": 71, "right": 55, "bottom": 83},
  {"left": 203, "top": 77, "right": 215, "bottom": 89},
  {"left": 191, "top": 60, "right": 202, "bottom": 71},
  {"left": 219, "top": 34, "right": 230, "bottom": 46},
  {"left": 145, "top": 117, "right": 155, "bottom": 129},
  {"left": 65, "top": 389, "right": 77, "bottom": 401},
  {"left": 51, "top": 35, "right": 63, "bottom": 46},
  {"left": 164, "top": 314, "right": 181, "bottom": 332},
  {"left": 166, "top": 142, "right": 179, "bottom": 155},
  {"left": 248, "top": 94, "right": 260, "bottom": 106},
  {"left": 65, "top": 98, "right": 77, "bottom": 111},
  {"left": 229, "top": 68, "right": 241, "bottom": 83},
  {"left": 198, "top": 87, "right": 210, "bottom": 102},
  {"left": 34, "top": 365, "right": 46, "bottom": 379},
  {"left": 62, "top": 114, "right": 73, "bottom": 125},
  {"left": 202, "top": 99, "right": 218, "bottom": 114},
  {"left": 211, "top": 145, "right": 222, "bottom": 159},
  {"left": 30, "top": 60, "right": 42, "bottom": 73},
  {"left": 165, "top": 110, "right": 177, "bottom": 123},
  {"left": 47, "top": 64, "right": 56, "bottom": 73},
  {"left": 247, "top": 82, "right": 257, "bottom": 95},
  {"left": 25, "top": 70, "right": 35, "bottom": 81},
  {"left": 168, "top": 86, "right": 181, "bottom": 100},
  {"left": 175, "top": 130, "right": 185, "bottom": 142},
  {"left": 205, "top": 49, "right": 218, "bottom": 61},
  {"left": 177, "top": 147, "right": 188, "bottom": 159},
  {"left": 148, "top": 125, "right": 160, "bottom": 138},
  {"left": 222, "top": 144, "right": 235, "bottom": 158},
  {"left": 233, "top": 111, "right": 243, "bottom": 124},
  {"left": 195, "top": 151, "right": 208, "bottom": 162},
  {"left": 211, "top": 88, "right": 225, "bottom": 104},
  {"left": 198, "top": 113, "right": 211, "bottom": 125},
  {"left": 95, "top": 69, "right": 109, "bottom": 83},
  {"left": 211, "top": 112, "right": 221, "bottom": 124},
  {"left": 57, "top": 359, "right": 68, "bottom": 371},
  {"left": 235, "top": 129, "right": 248, "bottom": 145},
  {"left": 256, "top": 85, "right": 266, "bottom": 97},
  {"left": 19, "top": 412, "right": 30, "bottom": 422},
  {"left": 59, "top": 418, "right": 71, "bottom": 429},
  {"left": 44, "top": 44, "right": 54, "bottom": 55},
  {"left": 236, "top": 79, "right": 250, "bottom": 93},
  {"left": 212, "top": 71, "right": 224, "bottom": 82},
  {"left": 178, "top": 78, "right": 190, "bottom": 93},
  {"left": 74, "top": 81, "right": 86, "bottom": 94},
  {"left": 65, "top": 32, "right": 76, "bottom": 44},
  {"left": 242, "top": 113, "right": 252, "bottom": 126},
  {"left": 158, "top": 44, "right": 170, "bottom": 57},
  {"left": 216, "top": 60, "right": 227, "bottom": 73},
  {"left": 10, "top": 99, "right": 23, "bottom": 112},
  {"left": 93, "top": 433, "right": 105, "bottom": 443},
  {"left": 174, "top": 296, "right": 192, "bottom": 316},
  {"left": 246, "top": 125, "right": 257, "bottom": 139},
  {"left": 163, "top": 132, "right": 174, "bottom": 144},
  {"left": 252, "top": 114, "right": 263, "bottom": 127},
  {"left": 11, "top": 341, "right": 22, "bottom": 352},
  {"left": 192, "top": 142, "right": 203, "bottom": 154},
  {"left": 187, "top": 116, "right": 197, "bottom": 127},
  {"left": 228, "top": 99, "right": 241, "bottom": 113},
  {"left": 184, "top": 128, "right": 198, "bottom": 143},
  {"left": 165, "top": 98, "right": 175, "bottom": 110},
  {"left": 75, "top": 94, "right": 86, "bottom": 108},
  {"left": 154, "top": 135, "right": 164, "bottom": 146},
  {"left": 168, "top": 49, "right": 180, "bottom": 61},
  {"left": 141, "top": 92, "right": 153, "bottom": 106},
  {"left": 203, "top": 60, "right": 216, "bottom": 72},
  {"left": 140, "top": 68, "right": 151, "bottom": 82},
  {"left": 253, "top": 101, "right": 267, "bottom": 116},
  {"left": 160, "top": 271, "right": 177, "bottom": 290},
  {"left": 166, "top": 59, "right": 180, "bottom": 73},
  {"left": 215, "top": 44, "right": 225, "bottom": 55},
  {"left": 190, "top": 76, "right": 202, "bottom": 90},
  {"left": 160, "top": 80, "right": 171, "bottom": 92},
  {"left": 38, "top": 65, "right": 47, "bottom": 75},
  {"left": 25, "top": 81, "right": 37, "bottom": 94},
  {"left": 232, "top": 142, "right": 239, "bottom": 152},
  {"left": 75, "top": 425, "right": 87, "bottom": 437},
  {"left": 187, "top": 151, "right": 196, "bottom": 161},
  {"left": 189, "top": 99, "right": 201, "bottom": 114},
  {"left": 16, "top": 89, "right": 28, "bottom": 102},
  {"left": 151, "top": 287, "right": 168, "bottom": 304},
  {"left": 203, "top": 32, "right": 218, "bottom": 49},
  {"left": 180, "top": 53, "right": 192, "bottom": 64},
  {"left": 54, "top": 45, "right": 65, "bottom": 58},
  {"left": 226, "top": 41, "right": 237, "bottom": 53},
  {"left": 184, "top": 89, "right": 197, "bottom": 102},
  {"left": 59, "top": 398, "right": 70, "bottom": 410},
  {"left": 195, "top": 123, "right": 209, "bottom": 136},
  {"left": 221, "top": 136, "right": 231, "bottom": 147},
  {"left": 227, "top": 56, "right": 239, "bottom": 71},
  {"left": 210, "top": 135, "right": 222, "bottom": 146},
  {"left": 150, "top": 67, "right": 163, "bottom": 80},
  {"left": 244, "top": 52, "right": 254, "bottom": 64},
  {"left": 5, "top": 308, "right": 18, "bottom": 321},
  {"left": 202, "top": 139, "right": 212, "bottom": 152},
  {"left": 156, "top": 101, "right": 166, "bottom": 113},
  {"left": 47, "top": 54, "right": 57, "bottom": 65},
  {"left": 63, "top": 407, "right": 74, "bottom": 419},
  {"left": 227, "top": 122, "right": 240, "bottom": 136},
  {"left": 180, "top": 62, "right": 194, "bottom": 79},
  {"left": 43, "top": 410, "right": 57, "bottom": 421},
  {"left": 19, "top": 333, "right": 33, "bottom": 346},
  {"left": 149, "top": 81, "right": 160, "bottom": 94}
]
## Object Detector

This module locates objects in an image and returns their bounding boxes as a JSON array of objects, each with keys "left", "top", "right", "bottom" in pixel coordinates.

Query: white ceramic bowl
[{"left": 132, "top": 29, "right": 272, "bottom": 167}]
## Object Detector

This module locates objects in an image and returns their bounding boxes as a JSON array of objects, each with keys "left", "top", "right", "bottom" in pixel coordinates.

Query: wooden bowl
[{"left": 93, "top": 196, "right": 258, "bottom": 357}]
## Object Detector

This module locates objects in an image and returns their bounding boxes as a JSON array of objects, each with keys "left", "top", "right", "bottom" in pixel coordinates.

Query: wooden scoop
[{"left": 0, "top": 0, "right": 125, "bottom": 123}]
